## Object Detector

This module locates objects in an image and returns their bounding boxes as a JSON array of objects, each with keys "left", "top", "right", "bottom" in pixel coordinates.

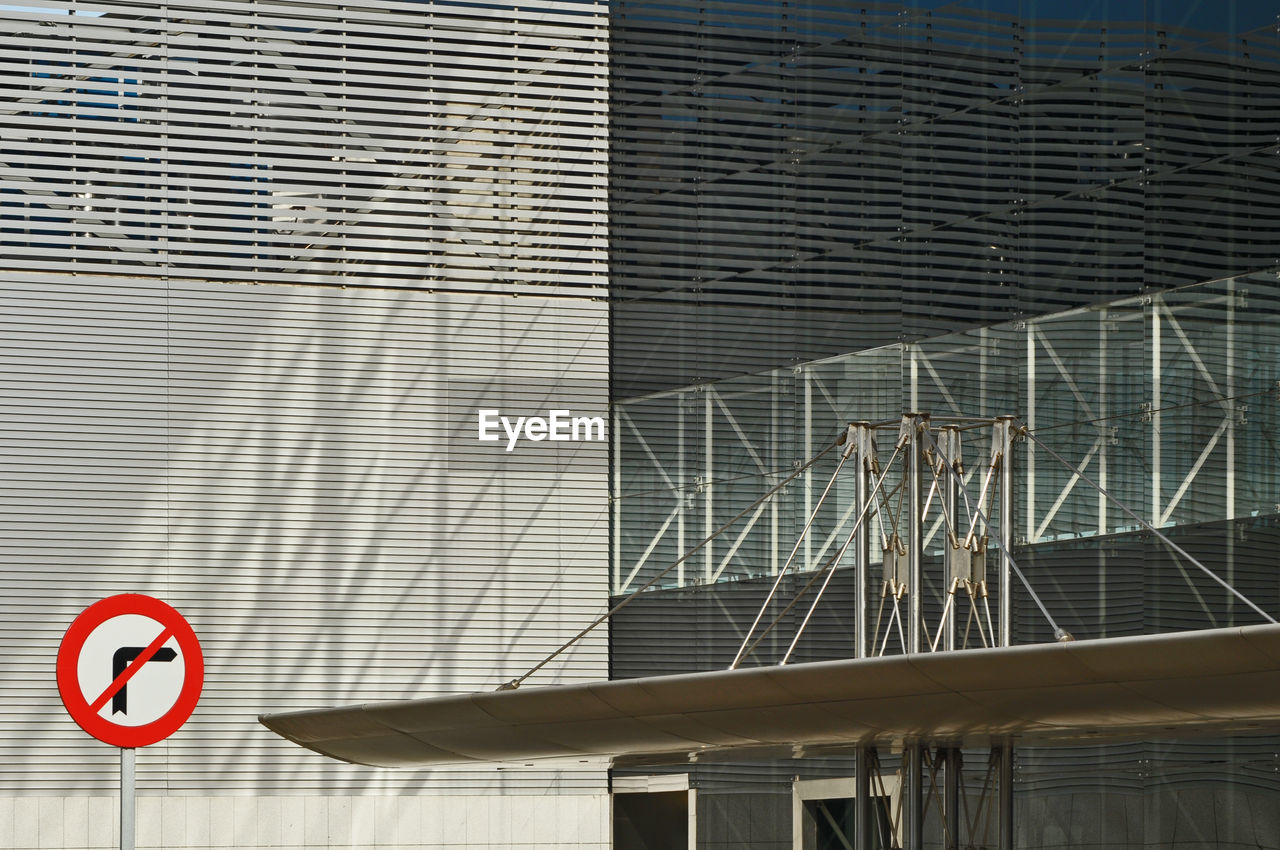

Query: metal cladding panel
[
  {"left": 0, "top": 0, "right": 606, "bottom": 295},
  {"left": 0, "top": 273, "right": 608, "bottom": 795},
  {"left": 261, "top": 624, "right": 1280, "bottom": 767},
  {"left": 609, "top": 2, "right": 1280, "bottom": 397}
]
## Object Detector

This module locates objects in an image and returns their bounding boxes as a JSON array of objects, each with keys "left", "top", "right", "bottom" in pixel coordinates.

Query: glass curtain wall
[{"left": 614, "top": 273, "right": 1280, "bottom": 642}]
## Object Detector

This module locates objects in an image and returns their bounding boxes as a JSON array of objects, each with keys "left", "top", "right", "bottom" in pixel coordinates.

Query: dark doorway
[
  {"left": 801, "top": 796, "right": 893, "bottom": 850},
  {"left": 614, "top": 790, "right": 688, "bottom": 850}
]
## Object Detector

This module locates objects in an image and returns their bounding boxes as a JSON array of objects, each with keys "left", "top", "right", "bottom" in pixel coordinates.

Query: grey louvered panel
[
  {"left": 0, "top": 0, "right": 606, "bottom": 295},
  {"left": 611, "top": 9, "right": 1280, "bottom": 398},
  {"left": 0, "top": 274, "right": 608, "bottom": 795}
]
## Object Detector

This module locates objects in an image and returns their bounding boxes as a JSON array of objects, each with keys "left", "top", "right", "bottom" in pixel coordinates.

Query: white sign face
[{"left": 74, "top": 613, "right": 186, "bottom": 727}]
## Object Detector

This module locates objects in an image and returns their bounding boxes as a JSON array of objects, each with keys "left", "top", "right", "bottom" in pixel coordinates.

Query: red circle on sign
[{"left": 56, "top": 594, "right": 203, "bottom": 748}]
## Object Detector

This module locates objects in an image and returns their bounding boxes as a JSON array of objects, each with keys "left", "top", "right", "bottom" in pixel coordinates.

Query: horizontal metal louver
[
  {"left": 609, "top": 3, "right": 1280, "bottom": 396},
  {"left": 1, "top": 0, "right": 607, "bottom": 295},
  {"left": 0, "top": 274, "right": 609, "bottom": 795}
]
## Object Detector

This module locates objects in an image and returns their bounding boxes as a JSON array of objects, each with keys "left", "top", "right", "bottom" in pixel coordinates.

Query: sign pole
[
  {"left": 120, "top": 747, "right": 135, "bottom": 850},
  {"left": 56, "top": 594, "right": 202, "bottom": 850},
  {"left": 56, "top": 596, "right": 202, "bottom": 850}
]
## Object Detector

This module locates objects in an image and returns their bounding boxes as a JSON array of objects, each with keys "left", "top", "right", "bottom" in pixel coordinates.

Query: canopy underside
[{"left": 259, "top": 625, "right": 1280, "bottom": 768}]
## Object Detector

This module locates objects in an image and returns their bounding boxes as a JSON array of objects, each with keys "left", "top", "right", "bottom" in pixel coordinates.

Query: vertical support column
[
  {"left": 907, "top": 414, "right": 924, "bottom": 654},
  {"left": 944, "top": 748, "right": 960, "bottom": 850},
  {"left": 1025, "top": 324, "right": 1035, "bottom": 544},
  {"left": 804, "top": 369, "right": 813, "bottom": 573},
  {"left": 612, "top": 406, "right": 621, "bottom": 593},
  {"left": 1226, "top": 284, "right": 1235, "bottom": 520},
  {"left": 979, "top": 326, "right": 989, "bottom": 417},
  {"left": 904, "top": 744, "right": 924, "bottom": 850},
  {"left": 1225, "top": 281, "right": 1236, "bottom": 622},
  {"left": 1151, "top": 301, "right": 1162, "bottom": 526},
  {"left": 677, "top": 392, "right": 685, "bottom": 585},
  {"left": 771, "top": 373, "right": 779, "bottom": 576},
  {"left": 909, "top": 344, "right": 919, "bottom": 411},
  {"left": 942, "top": 426, "right": 958, "bottom": 653},
  {"left": 121, "top": 747, "right": 135, "bottom": 850},
  {"left": 855, "top": 746, "right": 873, "bottom": 850},
  {"left": 998, "top": 417, "right": 1015, "bottom": 648},
  {"left": 1098, "top": 309, "right": 1108, "bottom": 536},
  {"left": 687, "top": 788, "right": 698, "bottom": 850},
  {"left": 705, "top": 389, "right": 713, "bottom": 583},
  {"left": 1098, "top": 311, "right": 1108, "bottom": 634},
  {"left": 855, "top": 423, "right": 870, "bottom": 659},
  {"left": 998, "top": 743, "right": 1014, "bottom": 850}
]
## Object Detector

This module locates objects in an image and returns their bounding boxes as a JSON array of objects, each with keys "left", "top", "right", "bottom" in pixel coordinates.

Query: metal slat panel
[
  {"left": 610, "top": 5, "right": 1280, "bottom": 396},
  {"left": 0, "top": 0, "right": 607, "bottom": 294},
  {"left": 0, "top": 275, "right": 608, "bottom": 796}
]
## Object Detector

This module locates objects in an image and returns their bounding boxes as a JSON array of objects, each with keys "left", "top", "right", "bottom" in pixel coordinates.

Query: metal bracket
[
  {"left": 896, "top": 414, "right": 914, "bottom": 449},
  {"left": 884, "top": 536, "right": 909, "bottom": 591},
  {"left": 859, "top": 426, "right": 880, "bottom": 474},
  {"left": 947, "top": 537, "right": 987, "bottom": 584}
]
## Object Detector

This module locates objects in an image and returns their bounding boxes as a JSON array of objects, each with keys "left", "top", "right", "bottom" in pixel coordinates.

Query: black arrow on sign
[{"left": 111, "top": 646, "right": 177, "bottom": 714}]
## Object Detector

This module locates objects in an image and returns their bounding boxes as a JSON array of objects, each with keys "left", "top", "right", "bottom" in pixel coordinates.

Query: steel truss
[
  {"left": 608, "top": 278, "right": 1276, "bottom": 850},
  {"left": 1019, "top": 286, "right": 1245, "bottom": 546},
  {"left": 723, "top": 413, "right": 1043, "bottom": 850},
  {"left": 732, "top": 414, "right": 1037, "bottom": 667},
  {"left": 844, "top": 743, "right": 1011, "bottom": 850},
  {"left": 614, "top": 378, "right": 787, "bottom": 593},
  {"left": 616, "top": 281, "right": 1264, "bottom": 606}
]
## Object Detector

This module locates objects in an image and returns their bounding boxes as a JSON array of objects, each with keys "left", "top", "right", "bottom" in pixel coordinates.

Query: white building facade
[{"left": 0, "top": 1, "right": 611, "bottom": 848}]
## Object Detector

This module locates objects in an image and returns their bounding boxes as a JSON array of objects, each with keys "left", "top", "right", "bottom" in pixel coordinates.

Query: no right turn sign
[{"left": 56, "top": 594, "right": 204, "bottom": 748}]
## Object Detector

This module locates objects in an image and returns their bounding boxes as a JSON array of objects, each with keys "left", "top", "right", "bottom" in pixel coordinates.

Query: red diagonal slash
[{"left": 89, "top": 626, "right": 176, "bottom": 714}]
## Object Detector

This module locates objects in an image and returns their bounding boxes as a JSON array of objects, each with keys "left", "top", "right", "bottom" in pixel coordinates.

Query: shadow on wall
[{"left": 2, "top": 279, "right": 608, "bottom": 798}]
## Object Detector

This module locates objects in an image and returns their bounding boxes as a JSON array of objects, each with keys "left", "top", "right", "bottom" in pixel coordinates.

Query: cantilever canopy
[{"left": 259, "top": 624, "right": 1280, "bottom": 768}]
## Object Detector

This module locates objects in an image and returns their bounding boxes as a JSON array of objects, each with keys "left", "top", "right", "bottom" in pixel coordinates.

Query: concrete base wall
[{"left": 0, "top": 794, "right": 609, "bottom": 850}]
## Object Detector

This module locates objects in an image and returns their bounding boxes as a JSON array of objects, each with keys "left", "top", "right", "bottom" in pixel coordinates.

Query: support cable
[
  {"left": 964, "top": 459, "right": 999, "bottom": 550},
  {"left": 871, "top": 582, "right": 889, "bottom": 656},
  {"left": 730, "top": 429, "right": 857, "bottom": 669},
  {"left": 781, "top": 443, "right": 904, "bottom": 663},
  {"left": 919, "top": 427, "right": 1071, "bottom": 641},
  {"left": 1020, "top": 425, "right": 1278, "bottom": 625},
  {"left": 735, "top": 545, "right": 849, "bottom": 665},
  {"left": 952, "top": 478, "right": 997, "bottom": 645},
  {"left": 499, "top": 436, "right": 842, "bottom": 689},
  {"left": 873, "top": 476, "right": 905, "bottom": 550},
  {"left": 979, "top": 749, "right": 999, "bottom": 845},
  {"left": 924, "top": 749, "right": 954, "bottom": 850},
  {"left": 739, "top": 444, "right": 903, "bottom": 666},
  {"left": 932, "top": 469, "right": 962, "bottom": 546},
  {"left": 890, "top": 467, "right": 908, "bottom": 539}
]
